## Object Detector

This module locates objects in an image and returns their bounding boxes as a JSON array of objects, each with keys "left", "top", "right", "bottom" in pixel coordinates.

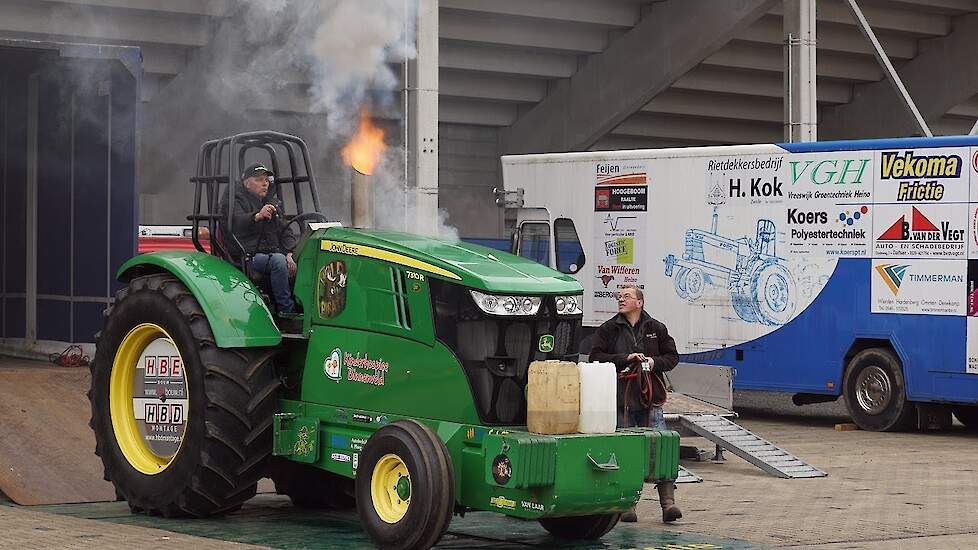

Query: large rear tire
[
  {"left": 842, "top": 348, "right": 914, "bottom": 432},
  {"left": 269, "top": 457, "right": 355, "bottom": 509},
  {"left": 356, "top": 420, "right": 455, "bottom": 550},
  {"left": 89, "top": 274, "right": 280, "bottom": 517},
  {"left": 539, "top": 513, "right": 621, "bottom": 540}
]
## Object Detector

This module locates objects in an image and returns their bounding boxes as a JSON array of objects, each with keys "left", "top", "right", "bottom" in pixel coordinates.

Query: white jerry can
[{"left": 577, "top": 362, "right": 617, "bottom": 433}]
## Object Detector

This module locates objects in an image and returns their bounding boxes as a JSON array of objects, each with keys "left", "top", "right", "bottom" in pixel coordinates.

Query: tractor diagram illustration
[{"left": 663, "top": 208, "right": 796, "bottom": 326}]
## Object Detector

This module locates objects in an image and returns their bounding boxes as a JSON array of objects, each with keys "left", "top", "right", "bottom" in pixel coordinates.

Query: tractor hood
[{"left": 318, "top": 227, "right": 582, "bottom": 295}]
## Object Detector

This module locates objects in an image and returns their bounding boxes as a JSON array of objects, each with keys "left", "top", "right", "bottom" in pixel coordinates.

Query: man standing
[
  {"left": 589, "top": 284, "right": 681, "bottom": 523},
  {"left": 222, "top": 162, "right": 298, "bottom": 314}
]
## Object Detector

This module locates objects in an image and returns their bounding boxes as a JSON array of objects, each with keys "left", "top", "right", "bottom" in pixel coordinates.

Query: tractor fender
[{"left": 117, "top": 251, "right": 282, "bottom": 348}]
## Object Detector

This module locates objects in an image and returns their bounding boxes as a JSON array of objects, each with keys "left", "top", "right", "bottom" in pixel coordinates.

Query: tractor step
[{"left": 679, "top": 414, "right": 826, "bottom": 479}]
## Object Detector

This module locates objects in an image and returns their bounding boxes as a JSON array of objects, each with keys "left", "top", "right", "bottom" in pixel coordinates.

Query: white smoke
[{"left": 231, "top": 0, "right": 458, "bottom": 240}]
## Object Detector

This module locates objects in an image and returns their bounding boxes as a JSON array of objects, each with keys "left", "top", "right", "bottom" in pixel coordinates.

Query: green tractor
[{"left": 88, "top": 132, "right": 680, "bottom": 550}]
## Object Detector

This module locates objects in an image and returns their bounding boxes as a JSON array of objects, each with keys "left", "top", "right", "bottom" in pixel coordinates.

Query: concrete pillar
[
  {"left": 407, "top": 0, "right": 439, "bottom": 235},
  {"left": 783, "top": 0, "right": 817, "bottom": 142}
]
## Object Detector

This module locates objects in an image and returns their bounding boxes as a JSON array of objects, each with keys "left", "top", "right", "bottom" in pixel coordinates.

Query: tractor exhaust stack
[{"left": 342, "top": 109, "right": 385, "bottom": 229}]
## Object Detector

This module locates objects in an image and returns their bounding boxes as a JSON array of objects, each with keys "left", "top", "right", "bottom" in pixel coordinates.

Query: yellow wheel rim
[
  {"left": 371, "top": 453, "right": 411, "bottom": 524},
  {"left": 109, "top": 323, "right": 189, "bottom": 475}
]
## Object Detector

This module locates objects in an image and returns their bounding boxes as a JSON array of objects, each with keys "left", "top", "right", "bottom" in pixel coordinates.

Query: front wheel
[
  {"left": 842, "top": 348, "right": 914, "bottom": 432},
  {"left": 539, "top": 513, "right": 621, "bottom": 540},
  {"left": 355, "top": 420, "right": 455, "bottom": 550}
]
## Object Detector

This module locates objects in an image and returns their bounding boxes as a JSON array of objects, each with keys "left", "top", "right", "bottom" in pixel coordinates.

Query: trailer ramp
[
  {"left": 679, "top": 414, "right": 827, "bottom": 479},
  {"left": 0, "top": 358, "right": 116, "bottom": 504}
]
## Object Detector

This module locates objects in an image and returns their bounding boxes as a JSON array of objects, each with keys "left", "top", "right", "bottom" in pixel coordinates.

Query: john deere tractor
[{"left": 89, "top": 132, "right": 679, "bottom": 550}]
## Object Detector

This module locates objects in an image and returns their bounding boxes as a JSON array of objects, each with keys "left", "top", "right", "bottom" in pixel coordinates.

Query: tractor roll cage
[{"left": 188, "top": 131, "right": 323, "bottom": 272}]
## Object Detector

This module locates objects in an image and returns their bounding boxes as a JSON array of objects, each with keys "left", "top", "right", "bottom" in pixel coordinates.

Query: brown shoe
[
  {"left": 657, "top": 481, "right": 682, "bottom": 523},
  {"left": 620, "top": 506, "right": 638, "bottom": 522}
]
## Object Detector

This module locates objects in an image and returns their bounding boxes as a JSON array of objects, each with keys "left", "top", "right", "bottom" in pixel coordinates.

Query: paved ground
[
  {"left": 642, "top": 391, "right": 978, "bottom": 549},
  {"left": 4, "top": 356, "right": 978, "bottom": 549}
]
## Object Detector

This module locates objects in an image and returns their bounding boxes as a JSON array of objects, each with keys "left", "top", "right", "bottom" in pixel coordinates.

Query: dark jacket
[
  {"left": 219, "top": 185, "right": 296, "bottom": 259},
  {"left": 589, "top": 310, "right": 679, "bottom": 411}
]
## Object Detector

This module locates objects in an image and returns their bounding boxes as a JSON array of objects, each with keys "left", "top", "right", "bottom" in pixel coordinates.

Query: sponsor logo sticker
[
  {"left": 875, "top": 264, "right": 909, "bottom": 295},
  {"left": 489, "top": 495, "right": 516, "bottom": 511},
  {"left": 520, "top": 500, "right": 544, "bottom": 512},
  {"left": 538, "top": 335, "right": 554, "bottom": 353},
  {"left": 323, "top": 348, "right": 343, "bottom": 381}
]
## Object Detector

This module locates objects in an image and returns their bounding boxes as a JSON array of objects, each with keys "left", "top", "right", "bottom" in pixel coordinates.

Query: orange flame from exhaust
[{"left": 341, "top": 109, "right": 386, "bottom": 176}]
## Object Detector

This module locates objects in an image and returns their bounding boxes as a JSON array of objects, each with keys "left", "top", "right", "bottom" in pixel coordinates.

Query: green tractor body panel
[
  {"left": 300, "top": 325, "right": 481, "bottom": 425},
  {"left": 117, "top": 251, "right": 281, "bottom": 348},
  {"left": 316, "top": 227, "right": 582, "bottom": 294}
]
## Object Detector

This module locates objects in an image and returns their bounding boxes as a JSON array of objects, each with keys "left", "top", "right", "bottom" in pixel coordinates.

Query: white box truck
[{"left": 500, "top": 136, "right": 978, "bottom": 432}]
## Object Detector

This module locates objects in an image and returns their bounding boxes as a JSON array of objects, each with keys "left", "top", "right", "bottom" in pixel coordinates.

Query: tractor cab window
[
  {"left": 554, "top": 218, "right": 584, "bottom": 274},
  {"left": 518, "top": 222, "right": 550, "bottom": 266}
]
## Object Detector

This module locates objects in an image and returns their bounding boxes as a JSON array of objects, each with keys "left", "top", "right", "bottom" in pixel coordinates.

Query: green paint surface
[
  {"left": 25, "top": 495, "right": 771, "bottom": 549},
  {"left": 320, "top": 227, "right": 583, "bottom": 295},
  {"left": 117, "top": 251, "right": 281, "bottom": 348}
]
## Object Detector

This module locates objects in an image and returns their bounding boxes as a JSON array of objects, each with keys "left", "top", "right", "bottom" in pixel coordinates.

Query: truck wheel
[
  {"left": 89, "top": 274, "right": 279, "bottom": 517},
  {"left": 750, "top": 262, "right": 795, "bottom": 325},
  {"left": 269, "top": 457, "right": 354, "bottom": 508},
  {"left": 951, "top": 406, "right": 978, "bottom": 430},
  {"left": 356, "top": 420, "right": 454, "bottom": 550},
  {"left": 842, "top": 348, "right": 914, "bottom": 432},
  {"left": 539, "top": 513, "right": 620, "bottom": 540}
]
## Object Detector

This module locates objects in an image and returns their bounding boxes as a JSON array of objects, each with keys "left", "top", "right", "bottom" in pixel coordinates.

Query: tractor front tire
[
  {"left": 89, "top": 274, "right": 279, "bottom": 517},
  {"left": 356, "top": 420, "right": 455, "bottom": 550},
  {"left": 539, "top": 513, "right": 621, "bottom": 540}
]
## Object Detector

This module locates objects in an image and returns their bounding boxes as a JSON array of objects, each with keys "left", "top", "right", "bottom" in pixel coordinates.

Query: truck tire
[
  {"left": 356, "top": 420, "right": 455, "bottom": 550},
  {"left": 89, "top": 274, "right": 279, "bottom": 517},
  {"left": 539, "top": 513, "right": 620, "bottom": 540},
  {"left": 842, "top": 348, "right": 914, "bottom": 432},
  {"left": 951, "top": 405, "right": 978, "bottom": 430},
  {"left": 269, "top": 457, "right": 354, "bottom": 508}
]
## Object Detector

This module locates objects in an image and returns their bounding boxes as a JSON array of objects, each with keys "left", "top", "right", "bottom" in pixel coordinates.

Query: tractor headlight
[
  {"left": 555, "top": 294, "right": 582, "bottom": 315},
  {"left": 470, "top": 290, "right": 541, "bottom": 316}
]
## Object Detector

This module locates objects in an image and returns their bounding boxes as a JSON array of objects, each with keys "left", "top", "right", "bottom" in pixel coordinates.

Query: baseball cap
[{"left": 241, "top": 162, "right": 273, "bottom": 180}]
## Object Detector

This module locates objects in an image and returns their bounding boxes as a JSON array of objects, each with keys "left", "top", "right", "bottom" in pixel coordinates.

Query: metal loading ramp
[{"left": 679, "top": 414, "right": 827, "bottom": 479}]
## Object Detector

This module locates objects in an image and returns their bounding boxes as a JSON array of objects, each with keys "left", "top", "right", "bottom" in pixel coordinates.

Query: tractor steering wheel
[{"left": 279, "top": 212, "right": 331, "bottom": 253}]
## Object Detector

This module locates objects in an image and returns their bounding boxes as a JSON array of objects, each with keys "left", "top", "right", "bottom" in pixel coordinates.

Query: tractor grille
[{"left": 430, "top": 279, "right": 581, "bottom": 425}]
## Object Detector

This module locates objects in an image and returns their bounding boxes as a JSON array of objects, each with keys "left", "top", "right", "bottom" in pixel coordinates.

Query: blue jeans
[
  {"left": 618, "top": 406, "right": 666, "bottom": 430},
  {"left": 251, "top": 253, "right": 294, "bottom": 313}
]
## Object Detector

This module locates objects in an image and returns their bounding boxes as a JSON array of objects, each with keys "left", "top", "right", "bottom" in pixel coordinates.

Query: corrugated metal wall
[{"left": 0, "top": 44, "right": 138, "bottom": 346}]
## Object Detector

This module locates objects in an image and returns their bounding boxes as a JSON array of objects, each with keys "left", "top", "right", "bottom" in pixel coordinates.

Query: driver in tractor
[{"left": 220, "top": 162, "right": 298, "bottom": 314}]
